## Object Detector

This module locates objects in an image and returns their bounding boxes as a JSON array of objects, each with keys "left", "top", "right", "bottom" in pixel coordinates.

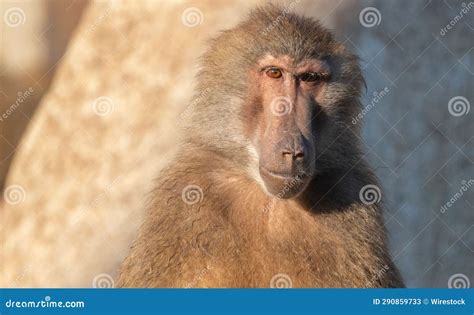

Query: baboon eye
[
  {"left": 300, "top": 72, "right": 321, "bottom": 82},
  {"left": 266, "top": 67, "right": 283, "bottom": 79}
]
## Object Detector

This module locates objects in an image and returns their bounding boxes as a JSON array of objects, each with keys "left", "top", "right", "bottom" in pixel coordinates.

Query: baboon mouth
[
  {"left": 260, "top": 167, "right": 299, "bottom": 179},
  {"left": 259, "top": 166, "right": 311, "bottom": 198},
  {"left": 259, "top": 166, "right": 311, "bottom": 180}
]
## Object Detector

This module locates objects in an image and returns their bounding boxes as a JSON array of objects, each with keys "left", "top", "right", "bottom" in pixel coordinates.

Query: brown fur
[{"left": 116, "top": 5, "right": 404, "bottom": 288}]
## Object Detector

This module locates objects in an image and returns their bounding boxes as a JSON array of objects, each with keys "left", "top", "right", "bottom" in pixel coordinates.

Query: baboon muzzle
[{"left": 258, "top": 116, "right": 315, "bottom": 199}]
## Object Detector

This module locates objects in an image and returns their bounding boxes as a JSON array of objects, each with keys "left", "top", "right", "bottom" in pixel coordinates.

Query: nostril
[
  {"left": 294, "top": 151, "right": 305, "bottom": 159},
  {"left": 282, "top": 150, "right": 305, "bottom": 160}
]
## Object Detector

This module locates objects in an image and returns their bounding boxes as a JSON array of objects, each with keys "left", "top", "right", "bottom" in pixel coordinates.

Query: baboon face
[
  {"left": 191, "top": 6, "right": 364, "bottom": 199},
  {"left": 247, "top": 55, "right": 332, "bottom": 198}
]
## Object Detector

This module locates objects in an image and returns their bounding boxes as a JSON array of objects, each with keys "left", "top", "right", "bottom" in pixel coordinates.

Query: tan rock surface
[{"left": 0, "top": 0, "right": 251, "bottom": 287}]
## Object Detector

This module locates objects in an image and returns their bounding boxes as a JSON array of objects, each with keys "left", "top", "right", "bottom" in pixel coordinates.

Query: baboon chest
[{"left": 200, "top": 201, "right": 370, "bottom": 287}]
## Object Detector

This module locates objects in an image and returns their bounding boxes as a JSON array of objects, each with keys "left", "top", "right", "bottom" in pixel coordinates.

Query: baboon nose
[
  {"left": 277, "top": 135, "right": 309, "bottom": 168},
  {"left": 282, "top": 149, "right": 305, "bottom": 160}
]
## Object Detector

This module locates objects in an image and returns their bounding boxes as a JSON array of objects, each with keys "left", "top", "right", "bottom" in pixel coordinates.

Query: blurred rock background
[
  {"left": 0, "top": 0, "right": 472, "bottom": 287},
  {"left": 336, "top": 0, "right": 473, "bottom": 288},
  {"left": 0, "top": 0, "right": 88, "bottom": 190}
]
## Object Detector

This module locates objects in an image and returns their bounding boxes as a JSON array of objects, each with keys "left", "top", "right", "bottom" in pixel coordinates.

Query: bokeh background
[{"left": 0, "top": 0, "right": 472, "bottom": 288}]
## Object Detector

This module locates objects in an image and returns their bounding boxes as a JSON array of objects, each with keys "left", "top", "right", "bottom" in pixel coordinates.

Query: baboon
[{"left": 116, "top": 5, "right": 404, "bottom": 288}]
